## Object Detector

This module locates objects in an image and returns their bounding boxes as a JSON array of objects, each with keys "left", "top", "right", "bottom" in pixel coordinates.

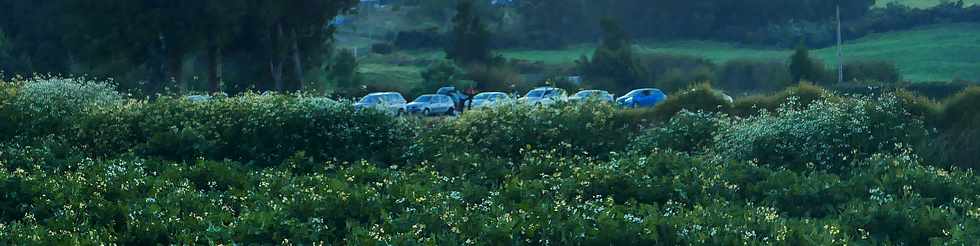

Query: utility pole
[{"left": 837, "top": 4, "right": 844, "bottom": 84}]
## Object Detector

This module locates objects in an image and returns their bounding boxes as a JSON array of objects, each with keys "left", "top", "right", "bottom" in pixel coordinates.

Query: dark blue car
[{"left": 616, "top": 88, "right": 667, "bottom": 108}]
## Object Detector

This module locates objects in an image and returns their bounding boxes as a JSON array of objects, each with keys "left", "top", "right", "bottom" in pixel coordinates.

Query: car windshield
[
  {"left": 414, "top": 96, "right": 433, "bottom": 103},
  {"left": 627, "top": 90, "right": 648, "bottom": 97},
  {"left": 476, "top": 93, "right": 503, "bottom": 100},
  {"left": 359, "top": 96, "right": 380, "bottom": 104},
  {"left": 437, "top": 87, "right": 455, "bottom": 94},
  {"left": 526, "top": 90, "right": 545, "bottom": 98},
  {"left": 383, "top": 94, "right": 405, "bottom": 103},
  {"left": 575, "top": 91, "right": 594, "bottom": 97}
]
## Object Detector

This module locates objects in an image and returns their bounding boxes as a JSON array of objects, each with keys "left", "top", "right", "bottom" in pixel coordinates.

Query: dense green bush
[
  {"left": 715, "top": 94, "right": 927, "bottom": 172},
  {"left": 127, "top": 95, "right": 409, "bottom": 165},
  {"left": 463, "top": 61, "right": 524, "bottom": 91},
  {"left": 3, "top": 78, "right": 123, "bottom": 138},
  {"left": 2, "top": 79, "right": 411, "bottom": 165},
  {"left": 0, "top": 78, "right": 17, "bottom": 138},
  {"left": 639, "top": 53, "right": 716, "bottom": 93},
  {"left": 649, "top": 83, "right": 733, "bottom": 122},
  {"left": 732, "top": 82, "right": 831, "bottom": 117},
  {"left": 4, "top": 76, "right": 980, "bottom": 244},
  {"left": 408, "top": 101, "right": 632, "bottom": 163},
  {"left": 716, "top": 58, "right": 792, "bottom": 93},
  {"left": 629, "top": 110, "right": 729, "bottom": 154},
  {"left": 920, "top": 86, "right": 980, "bottom": 169},
  {"left": 419, "top": 59, "right": 463, "bottom": 93},
  {"left": 843, "top": 60, "right": 902, "bottom": 83}
]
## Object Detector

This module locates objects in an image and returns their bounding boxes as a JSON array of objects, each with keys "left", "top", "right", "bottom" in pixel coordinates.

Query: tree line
[{"left": 0, "top": 0, "right": 358, "bottom": 95}]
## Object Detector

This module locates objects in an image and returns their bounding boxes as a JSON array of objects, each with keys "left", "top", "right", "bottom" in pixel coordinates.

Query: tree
[
  {"left": 329, "top": 49, "right": 361, "bottom": 96},
  {"left": 420, "top": 59, "right": 462, "bottom": 92},
  {"left": 446, "top": 0, "right": 493, "bottom": 65},
  {"left": 0, "top": 0, "right": 72, "bottom": 75},
  {"left": 788, "top": 41, "right": 829, "bottom": 84},
  {"left": 580, "top": 18, "right": 646, "bottom": 93},
  {"left": 517, "top": 0, "right": 593, "bottom": 49}
]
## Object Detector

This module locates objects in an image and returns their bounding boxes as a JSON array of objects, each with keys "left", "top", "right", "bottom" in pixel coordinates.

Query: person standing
[{"left": 462, "top": 87, "right": 478, "bottom": 112}]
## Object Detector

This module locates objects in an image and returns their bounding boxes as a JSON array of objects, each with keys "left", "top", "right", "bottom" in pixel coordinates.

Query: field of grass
[
  {"left": 876, "top": 0, "right": 980, "bottom": 8},
  {"left": 353, "top": 23, "right": 980, "bottom": 89}
]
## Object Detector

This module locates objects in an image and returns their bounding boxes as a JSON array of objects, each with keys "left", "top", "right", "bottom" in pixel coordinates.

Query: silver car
[
  {"left": 354, "top": 92, "right": 408, "bottom": 115},
  {"left": 520, "top": 87, "right": 567, "bottom": 106},
  {"left": 403, "top": 94, "right": 456, "bottom": 116},
  {"left": 471, "top": 92, "right": 512, "bottom": 109},
  {"left": 568, "top": 90, "right": 615, "bottom": 103}
]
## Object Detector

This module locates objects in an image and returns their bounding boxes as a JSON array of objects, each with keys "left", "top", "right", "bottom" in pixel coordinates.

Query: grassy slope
[
  {"left": 355, "top": 23, "right": 980, "bottom": 89},
  {"left": 501, "top": 23, "right": 980, "bottom": 82},
  {"left": 876, "top": 0, "right": 979, "bottom": 8}
]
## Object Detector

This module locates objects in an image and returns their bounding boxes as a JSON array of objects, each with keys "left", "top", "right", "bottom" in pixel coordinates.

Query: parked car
[
  {"left": 437, "top": 86, "right": 467, "bottom": 107},
  {"left": 354, "top": 92, "right": 408, "bottom": 115},
  {"left": 520, "top": 87, "right": 567, "bottom": 106},
  {"left": 617, "top": 88, "right": 667, "bottom": 108},
  {"left": 568, "top": 90, "right": 615, "bottom": 103},
  {"left": 404, "top": 94, "right": 457, "bottom": 116},
  {"left": 471, "top": 92, "right": 512, "bottom": 109},
  {"left": 185, "top": 95, "right": 212, "bottom": 102}
]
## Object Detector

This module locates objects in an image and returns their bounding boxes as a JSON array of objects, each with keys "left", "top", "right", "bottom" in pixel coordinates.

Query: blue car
[{"left": 616, "top": 88, "right": 667, "bottom": 108}]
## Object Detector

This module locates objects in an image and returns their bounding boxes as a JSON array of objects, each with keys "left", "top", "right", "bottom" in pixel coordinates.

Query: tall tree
[
  {"left": 446, "top": 0, "right": 492, "bottom": 65},
  {"left": 788, "top": 41, "right": 828, "bottom": 84},
  {"left": 246, "top": 0, "right": 357, "bottom": 92},
  {"left": 581, "top": 17, "right": 645, "bottom": 93}
]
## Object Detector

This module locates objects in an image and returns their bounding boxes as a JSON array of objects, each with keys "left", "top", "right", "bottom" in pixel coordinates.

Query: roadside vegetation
[
  {"left": 1, "top": 76, "right": 979, "bottom": 244},
  {"left": 2, "top": 0, "right": 980, "bottom": 244}
]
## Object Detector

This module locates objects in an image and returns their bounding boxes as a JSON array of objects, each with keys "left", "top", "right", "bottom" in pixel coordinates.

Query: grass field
[
  {"left": 354, "top": 23, "right": 980, "bottom": 89},
  {"left": 876, "top": 0, "right": 979, "bottom": 8}
]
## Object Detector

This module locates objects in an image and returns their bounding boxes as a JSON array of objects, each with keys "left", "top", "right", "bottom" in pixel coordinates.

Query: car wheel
[
  {"left": 422, "top": 109, "right": 430, "bottom": 116},
  {"left": 447, "top": 108, "right": 456, "bottom": 116},
  {"left": 397, "top": 109, "right": 405, "bottom": 116}
]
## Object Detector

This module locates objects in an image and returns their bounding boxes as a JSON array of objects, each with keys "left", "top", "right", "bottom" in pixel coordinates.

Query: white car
[
  {"left": 568, "top": 90, "right": 615, "bottom": 103},
  {"left": 471, "top": 92, "right": 512, "bottom": 109},
  {"left": 520, "top": 87, "right": 567, "bottom": 106},
  {"left": 354, "top": 92, "right": 408, "bottom": 115},
  {"left": 403, "top": 94, "right": 457, "bottom": 116}
]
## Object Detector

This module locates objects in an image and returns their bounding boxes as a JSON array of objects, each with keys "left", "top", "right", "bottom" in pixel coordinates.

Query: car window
[
  {"left": 385, "top": 94, "right": 405, "bottom": 103},
  {"left": 527, "top": 90, "right": 545, "bottom": 98},
  {"left": 544, "top": 90, "right": 556, "bottom": 97},
  {"left": 359, "top": 96, "right": 380, "bottom": 104},
  {"left": 414, "top": 96, "right": 432, "bottom": 103}
]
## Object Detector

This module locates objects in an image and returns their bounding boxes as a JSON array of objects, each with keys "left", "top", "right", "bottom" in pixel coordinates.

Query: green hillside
[
  {"left": 876, "top": 0, "right": 980, "bottom": 8},
  {"left": 509, "top": 23, "right": 980, "bottom": 82},
  {"left": 358, "top": 23, "right": 980, "bottom": 87}
]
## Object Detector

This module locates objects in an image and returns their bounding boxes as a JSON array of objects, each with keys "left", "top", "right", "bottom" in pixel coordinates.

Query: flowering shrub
[
  {"left": 121, "top": 94, "right": 410, "bottom": 165},
  {"left": 714, "top": 94, "right": 928, "bottom": 172},
  {"left": 648, "top": 83, "right": 733, "bottom": 122},
  {"left": 2, "top": 76, "right": 979, "bottom": 244},
  {"left": 3, "top": 77, "right": 123, "bottom": 138},
  {"left": 629, "top": 110, "right": 730, "bottom": 154},
  {"left": 407, "top": 101, "right": 632, "bottom": 163},
  {"left": 731, "top": 82, "right": 831, "bottom": 117}
]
